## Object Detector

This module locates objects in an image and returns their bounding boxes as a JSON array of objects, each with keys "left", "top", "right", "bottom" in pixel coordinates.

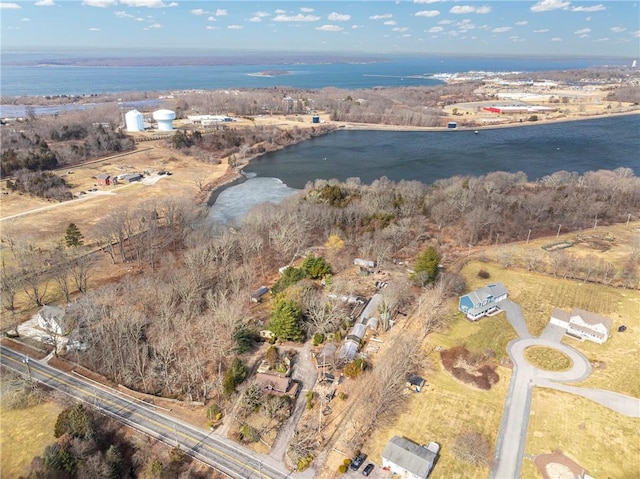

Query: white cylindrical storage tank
[
  {"left": 153, "top": 109, "right": 176, "bottom": 131},
  {"left": 125, "top": 109, "right": 144, "bottom": 132}
]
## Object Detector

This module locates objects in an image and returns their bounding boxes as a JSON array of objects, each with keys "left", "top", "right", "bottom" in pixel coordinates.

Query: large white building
[
  {"left": 152, "top": 109, "right": 176, "bottom": 131},
  {"left": 125, "top": 109, "right": 144, "bottom": 132},
  {"left": 382, "top": 436, "right": 439, "bottom": 479},
  {"left": 550, "top": 308, "right": 612, "bottom": 344}
]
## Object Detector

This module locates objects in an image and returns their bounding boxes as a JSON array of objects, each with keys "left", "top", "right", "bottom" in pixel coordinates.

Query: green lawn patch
[{"left": 524, "top": 346, "right": 572, "bottom": 371}]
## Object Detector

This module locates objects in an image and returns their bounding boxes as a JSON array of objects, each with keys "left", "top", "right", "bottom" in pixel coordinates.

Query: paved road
[
  {"left": 491, "top": 301, "right": 640, "bottom": 479},
  {"left": 0, "top": 345, "right": 299, "bottom": 479}
]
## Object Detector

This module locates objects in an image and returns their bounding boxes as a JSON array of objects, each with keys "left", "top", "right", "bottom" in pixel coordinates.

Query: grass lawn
[
  {"left": 523, "top": 346, "right": 572, "bottom": 372},
  {"left": 458, "top": 260, "right": 640, "bottom": 397},
  {"left": 362, "top": 346, "right": 512, "bottom": 479},
  {"left": 0, "top": 401, "right": 63, "bottom": 478},
  {"left": 525, "top": 388, "right": 640, "bottom": 479}
]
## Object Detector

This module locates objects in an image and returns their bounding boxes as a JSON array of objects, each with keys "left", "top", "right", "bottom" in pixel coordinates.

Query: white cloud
[
  {"left": 191, "top": 9, "right": 209, "bottom": 16},
  {"left": 273, "top": 13, "right": 320, "bottom": 22},
  {"left": 475, "top": 6, "right": 491, "bottom": 14},
  {"left": 254, "top": 11, "right": 269, "bottom": 18},
  {"left": 21, "top": 17, "right": 29, "bottom": 21},
  {"left": 610, "top": 26, "right": 625, "bottom": 33},
  {"left": 145, "top": 23, "right": 162, "bottom": 29},
  {"left": 551, "top": 37, "right": 562, "bottom": 41},
  {"left": 207, "top": 16, "right": 215, "bottom": 21},
  {"left": 632, "top": 30, "right": 640, "bottom": 38},
  {"left": 574, "top": 28, "right": 590, "bottom": 35},
  {"left": 215, "top": 9, "right": 227, "bottom": 16},
  {"left": 393, "top": 27, "right": 409, "bottom": 32},
  {"left": 369, "top": 14, "right": 393, "bottom": 20},
  {"left": 384, "top": 20, "right": 397, "bottom": 26},
  {"left": 115, "top": 11, "right": 133, "bottom": 18},
  {"left": 594, "top": 37, "right": 609, "bottom": 42},
  {"left": 120, "top": 0, "right": 173, "bottom": 7},
  {"left": 328, "top": 12, "right": 350, "bottom": 21},
  {"left": 415, "top": 10, "right": 440, "bottom": 18},
  {"left": 82, "top": 0, "right": 116, "bottom": 7},
  {"left": 531, "top": 0, "right": 570, "bottom": 13},
  {"left": 227, "top": 24, "right": 242, "bottom": 29},
  {"left": 274, "top": 9, "right": 286, "bottom": 14},
  {"left": 249, "top": 16, "right": 262, "bottom": 23},
  {"left": 414, "top": 0, "right": 443, "bottom": 3},
  {"left": 438, "top": 19, "right": 453, "bottom": 25},
  {"left": 300, "top": 7, "right": 314, "bottom": 13},
  {"left": 402, "top": 33, "right": 412, "bottom": 38},
  {"left": 533, "top": 29, "right": 549, "bottom": 33},
  {"left": 515, "top": 21, "right": 528, "bottom": 26},
  {"left": 35, "top": 0, "right": 55, "bottom": 6},
  {"left": 450, "top": 5, "right": 475, "bottom": 14},
  {"left": 572, "top": 4, "right": 605, "bottom": 12},
  {"left": 492, "top": 26, "right": 512, "bottom": 33},
  {"left": 428, "top": 26, "right": 443, "bottom": 33},
  {"left": 316, "top": 24, "right": 343, "bottom": 32},
  {"left": 206, "top": 25, "right": 216, "bottom": 30},
  {"left": 89, "top": 27, "right": 101, "bottom": 31},
  {"left": 351, "top": 24, "right": 363, "bottom": 29}
]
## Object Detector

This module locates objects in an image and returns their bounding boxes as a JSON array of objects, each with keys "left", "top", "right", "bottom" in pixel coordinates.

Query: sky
[{"left": 1, "top": 1, "right": 639, "bottom": 58}]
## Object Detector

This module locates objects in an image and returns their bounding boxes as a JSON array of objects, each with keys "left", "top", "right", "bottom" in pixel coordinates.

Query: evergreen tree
[
  {"left": 268, "top": 297, "right": 305, "bottom": 342},
  {"left": 410, "top": 246, "right": 441, "bottom": 286},
  {"left": 301, "top": 255, "right": 332, "bottom": 279},
  {"left": 65, "top": 223, "right": 84, "bottom": 247},
  {"left": 103, "top": 445, "right": 123, "bottom": 479}
]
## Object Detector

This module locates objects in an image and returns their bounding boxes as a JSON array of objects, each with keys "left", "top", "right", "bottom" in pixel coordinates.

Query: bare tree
[{"left": 453, "top": 431, "right": 493, "bottom": 467}]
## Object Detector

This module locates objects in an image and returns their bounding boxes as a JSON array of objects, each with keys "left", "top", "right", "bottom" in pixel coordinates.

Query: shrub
[
  {"left": 301, "top": 255, "right": 332, "bottom": 279},
  {"left": 477, "top": 269, "right": 490, "bottom": 279},
  {"left": 344, "top": 358, "right": 367, "bottom": 378},
  {"left": 338, "top": 464, "right": 348, "bottom": 473},
  {"left": 343, "top": 458, "right": 352, "bottom": 466},
  {"left": 339, "top": 392, "right": 348, "bottom": 401},
  {"left": 312, "top": 332, "right": 325, "bottom": 346}
]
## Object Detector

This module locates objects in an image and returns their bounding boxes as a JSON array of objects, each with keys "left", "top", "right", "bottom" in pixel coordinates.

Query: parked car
[
  {"left": 350, "top": 453, "right": 367, "bottom": 471},
  {"left": 362, "top": 463, "right": 374, "bottom": 476}
]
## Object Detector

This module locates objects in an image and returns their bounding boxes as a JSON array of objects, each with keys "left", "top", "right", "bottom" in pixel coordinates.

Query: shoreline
[{"left": 202, "top": 110, "right": 639, "bottom": 207}]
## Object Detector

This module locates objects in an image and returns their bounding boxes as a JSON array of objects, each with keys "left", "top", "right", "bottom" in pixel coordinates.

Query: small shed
[
  {"left": 447, "top": 122, "right": 458, "bottom": 129},
  {"left": 96, "top": 174, "right": 112, "bottom": 186},
  {"left": 251, "top": 286, "right": 269, "bottom": 303}
]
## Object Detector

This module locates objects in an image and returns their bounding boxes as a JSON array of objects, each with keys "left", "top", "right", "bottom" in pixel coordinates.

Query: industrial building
[
  {"left": 125, "top": 109, "right": 144, "bottom": 132},
  {"left": 152, "top": 109, "right": 176, "bottom": 131}
]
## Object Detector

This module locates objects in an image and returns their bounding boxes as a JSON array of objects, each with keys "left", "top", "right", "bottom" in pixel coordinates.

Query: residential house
[
  {"left": 458, "top": 283, "right": 508, "bottom": 321},
  {"left": 550, "top": 307, "right": 612, "bottom": 344},
  {"left": 36, "top": 305, "right": 69, "bottom": 336},
  {"left": 254, "top": 372, "right": 299, "bottom": 398},
  {"left": 381, "top": 436, "right": 439, "bottom": 479}
]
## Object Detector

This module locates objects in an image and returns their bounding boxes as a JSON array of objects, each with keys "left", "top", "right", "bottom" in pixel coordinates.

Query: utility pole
[
  {"left": 22, "top": 355, "right": 32, "bottom": 382},
  {"left": 526, "top": 229, "right": 531, "bottom": 244},
  {"left": 557, "top": 224, "right": 562, "bottom": 238},
  {"left": 627, "top": 213, "right": 631, "bottom": 227}
]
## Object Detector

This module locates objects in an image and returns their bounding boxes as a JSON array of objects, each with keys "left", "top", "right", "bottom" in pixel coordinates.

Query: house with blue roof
[{"left": 458, "top": 283, "right": 508, "bottom": 321}]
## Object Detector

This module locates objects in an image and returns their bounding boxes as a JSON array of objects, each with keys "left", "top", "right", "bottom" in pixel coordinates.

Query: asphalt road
[{"left": 0, "top": 344, "right": 298, "bottom": 479}]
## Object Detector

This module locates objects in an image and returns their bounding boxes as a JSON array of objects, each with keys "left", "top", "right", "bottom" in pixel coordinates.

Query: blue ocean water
[{"left": 0, "top": 54, "right": 625, "bottom": 97}]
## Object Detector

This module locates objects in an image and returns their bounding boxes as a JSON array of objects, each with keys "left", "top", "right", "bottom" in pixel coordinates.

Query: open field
[
  {"left": 364, "top": 350, "right": 511, "bottom": 479},
  {"left": 0, "top": 401, "right": 63, "bottom": 478},
  {"left": 524, "top": 388, "right": 640, "bottom": 479}
]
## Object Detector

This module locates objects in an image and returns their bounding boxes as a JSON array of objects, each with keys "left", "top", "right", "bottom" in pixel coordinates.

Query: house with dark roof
[
  {"left": 254, "top": 372, "right": 299, "bottom": 398},
  {"left": 382, "top": 436, "right": 439, "bottom": 479},
  {"left": 458, "top": 283, "right": 508, "bottom": 321},
  {"left": 550, "top": 307, "right": 612, "bottom": 344}
]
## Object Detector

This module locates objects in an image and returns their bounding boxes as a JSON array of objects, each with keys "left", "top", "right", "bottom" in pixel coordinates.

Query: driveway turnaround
[{"left": 491, "top": 300, "right": 640, "bottom": 479}]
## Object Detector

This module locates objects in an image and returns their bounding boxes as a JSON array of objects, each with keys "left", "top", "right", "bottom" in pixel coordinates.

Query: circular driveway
[{"left": 509, "top": 337, "right": 592, "bottom": 385}]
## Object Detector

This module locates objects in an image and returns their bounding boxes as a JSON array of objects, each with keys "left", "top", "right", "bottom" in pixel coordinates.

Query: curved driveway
[{"left": 491, "top": 299, "right": 640, "bottom": 479}]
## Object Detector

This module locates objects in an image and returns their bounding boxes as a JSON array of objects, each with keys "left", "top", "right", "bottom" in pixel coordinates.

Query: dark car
[
  {"left": 350, "top": 453, "right": 367, "bottom": 471},
  {"left": 362, "top": 463, "right": 374, "bottom": 476}
]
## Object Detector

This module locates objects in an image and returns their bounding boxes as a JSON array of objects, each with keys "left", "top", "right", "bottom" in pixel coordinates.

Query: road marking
[{"left": 1, "top": 350, "right": 270, "bottom": 478}]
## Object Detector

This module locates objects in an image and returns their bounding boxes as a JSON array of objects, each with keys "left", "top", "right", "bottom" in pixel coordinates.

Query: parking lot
[{"left": 341, "top": 460, "right": 388, "bottom": 479}]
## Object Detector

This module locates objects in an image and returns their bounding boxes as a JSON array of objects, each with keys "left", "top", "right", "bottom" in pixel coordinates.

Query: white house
[
  {"left": 550, "top": 307, "right": 612, "bottom": 344},
  {"left": 381, "top": 436, "right": 439, "bottom": 479},
  {"left": 36, "top": 305, "right": 68, "bottom": 336},
  {"left": 458, "top": 283, "right": 508, "bottom": 321}
]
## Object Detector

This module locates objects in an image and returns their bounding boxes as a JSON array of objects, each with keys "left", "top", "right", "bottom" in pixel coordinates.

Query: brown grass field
[
  {"left": 0, "top": 401, "right": 63, "bottom": 477},
  {"left": 524, "top": 389, "right": 640, "bottom": 479}
]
